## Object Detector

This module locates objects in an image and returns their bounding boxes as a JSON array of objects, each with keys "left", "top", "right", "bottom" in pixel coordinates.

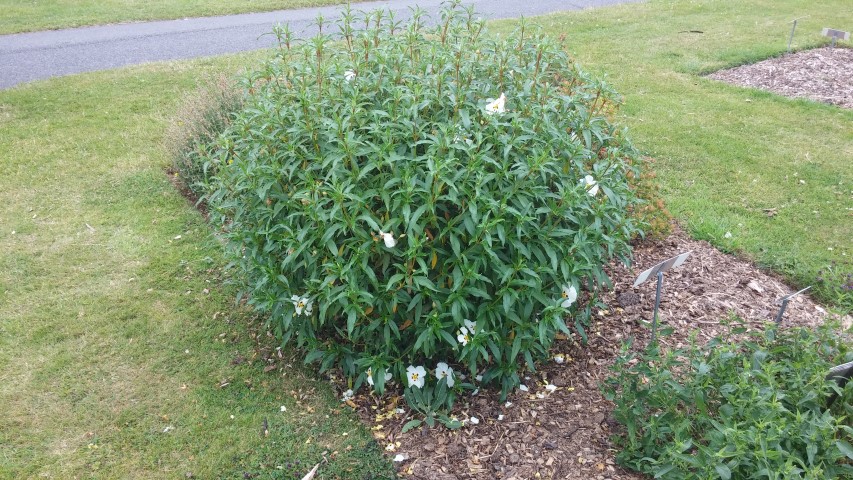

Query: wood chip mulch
[
  {"left": 341, "top": 226, "right": 850, "bottom": 480},
  {"left": 707, "top": 46, "right": 853, "bottom": 108}
]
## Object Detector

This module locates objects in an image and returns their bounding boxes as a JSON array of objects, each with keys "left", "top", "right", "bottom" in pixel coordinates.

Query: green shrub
[
  {"left": 205, "top": 3, "right": 645, "bottom": 400},
  {"left": 165, "top": 74, "right": 243, "bottom": 197},
  {"left": 604, "top": 324, "right": 853, "bottom": 479}
]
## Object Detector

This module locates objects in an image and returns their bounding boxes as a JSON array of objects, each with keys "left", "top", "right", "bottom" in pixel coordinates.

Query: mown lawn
[
  {"left": 493, "top": 0, "right": 852, "bottom": 310},
  {"left": 0, "top": 54, "right": 393, "bottom": 479},
  {"left": 0, "top": 0, "right": 354, "bottom": 35}
]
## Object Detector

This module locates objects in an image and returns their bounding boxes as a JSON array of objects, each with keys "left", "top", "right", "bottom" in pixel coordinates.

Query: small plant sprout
[
  {"left": 378, "top": 231, "right": 396, "bottom": 248},
  {"left": 581, "top": 175, "right": 600, "bottom": 196},
  {"left": 291, "top": 295, "right": 312, "bottom": 316},
  {"left": 434, "top": 362, "right": 455, "bottom": 387},
  {"left": 456, "top": 326, "right": 471, "bottom": 346},
  {"left": 406, "top": 365, "right": 426, "bottom": 388},
  {"left": 344, "top": 70, "right": 356, "bottom": 82},
  {"left": 484, "top": 92, "right": 506, "bottom": 115},
  {"left": 366, "top": 367, "right": 393, "bottom": 387},
  {"left": 560, "top": 285, "right": 578, "bottom": 308}
]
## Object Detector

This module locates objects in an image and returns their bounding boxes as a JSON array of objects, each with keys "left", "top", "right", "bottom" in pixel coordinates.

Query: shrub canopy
[
  {"left": 605, "top": 325, "right": 853, "bottom": 479},
  {"left": 205, "top": 3, "right": 644, "bottom": 396}
]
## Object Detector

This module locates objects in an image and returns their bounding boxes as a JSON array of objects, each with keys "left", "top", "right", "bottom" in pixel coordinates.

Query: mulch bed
[
  {"left": 707, "top": 46, "right": 853, "bottom": 108},
  {"left": 337, "top": 226, "right": 849, "bottom": 480}
]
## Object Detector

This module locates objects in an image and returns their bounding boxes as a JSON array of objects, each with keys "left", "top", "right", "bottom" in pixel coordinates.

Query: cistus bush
[
  {"left": 604, "top": 324, "right": 853, "bottom": 479},
  {"left": 205, "top": 3, "right": 645, "bottom": 399}
]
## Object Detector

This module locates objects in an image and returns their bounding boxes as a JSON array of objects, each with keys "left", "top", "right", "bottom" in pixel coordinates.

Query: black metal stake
[
  {"left": 774, "top": 286, "right": 811, "bottom": 324},
  {"left": 774, "top": 298, "right": 790, "bottom": 324},
  {"left": 652, "top": 271, "right": 663, "bottom": 342},
  {"left": 826, "top": 361, "right": 853, "bottom": 409}
]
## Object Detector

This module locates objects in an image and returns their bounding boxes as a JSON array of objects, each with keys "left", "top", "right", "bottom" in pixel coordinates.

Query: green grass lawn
[
  {"left": 493, "top": 0, "right": 852, "bottom": 310},
  {"left": 0, "top": 55, "right": 393, "bottom": 479},
  {"left": 0, "top": 0, "right": 355, "bottom": 35}
]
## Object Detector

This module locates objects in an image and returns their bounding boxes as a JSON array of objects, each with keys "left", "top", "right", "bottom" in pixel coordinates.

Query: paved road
[{"left": 0, "top": 0, "right": 636, "bottom": 89}]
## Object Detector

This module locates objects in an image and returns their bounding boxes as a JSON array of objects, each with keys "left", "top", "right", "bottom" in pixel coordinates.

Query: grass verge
[
  {"left": 0, "top": 0, "right": 356, "bottom": 35},
  {"left": 0, "top": 54, "right": 393, "bottom": 479},
  {"left": 492, "top": 0, "right": 852, "bottom": 310}
]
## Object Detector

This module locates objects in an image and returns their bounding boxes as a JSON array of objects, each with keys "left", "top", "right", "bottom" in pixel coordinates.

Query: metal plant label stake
[
  {"left": 773, "top": 285, "right": 811, "bottom": 323},
  {"left": 826, "top": 360, "right": 853, "bottom": 408},
  {"left": 633, "top": 251, "right": 691, "bottom": 342},
  {"left": 787, "top": 16, "right": 810, "bottom": 52},
  {"left": 822, "top": 27, "right": 850, "bottom": 48}
]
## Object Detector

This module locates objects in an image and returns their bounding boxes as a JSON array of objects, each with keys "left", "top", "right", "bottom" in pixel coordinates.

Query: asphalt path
[{"left": 0, "top": 0, "right": 637, "bottom": 89}]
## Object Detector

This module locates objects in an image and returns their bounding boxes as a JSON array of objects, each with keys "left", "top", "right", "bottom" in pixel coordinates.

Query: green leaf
[
  {"left": 837, "top": 440, "right": 853, "bottom": 460},
  {"left": 714, "top": 464, "right": 731, "bottom": 480},
  {"left": 401, "top": 419, "right": 422, "bottom": 433},
  {"left": 653, "top": 464, "right": 675, "bottom": 478},
  {"left": 346, "top": 308, "right": 357, "bottom": 335}
]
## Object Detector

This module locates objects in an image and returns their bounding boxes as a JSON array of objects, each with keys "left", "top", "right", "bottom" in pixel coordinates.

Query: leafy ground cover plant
[
  {"left": 604, "top": 324, "right": 853, "bottom": 479},
  {"left": 204, "top": 2, "right": 645, "bottom": 405}
]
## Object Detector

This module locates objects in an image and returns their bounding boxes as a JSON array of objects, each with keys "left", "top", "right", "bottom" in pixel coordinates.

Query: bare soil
[
  {"left": 331, "top": 226, "right": 849, "bottom": 480},
  {"left": 708, "top": 46, "right": 853, "bottom": 108}
]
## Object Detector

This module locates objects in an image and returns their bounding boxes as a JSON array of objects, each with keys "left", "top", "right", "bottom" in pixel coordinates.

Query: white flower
[
  {"left": 344, "top": 70, "right": 356, "bottom": 82},
  {"left": 341, "top": 389, "right": 354, "bottom": 402},
  {"left": 554, "top": 354, "right": 565, "bottom": 364},
  {"left": 545, "top": 384, "right": 557, "bottom": 393},
  {"left": 291, "top": 295, "right": 313, "bottom": 316},
  {"left": 280, "top": 405, "right": 287, "bottom": 412},
  {"left": 485, "top": 92, "right": 506, "bottom": 115},
  {"left": 456, "top": 326, "right": 471, "bottom": 346},
  {"left": 475, "top": 374, "right": 483, "bottom": 382},
  {"left": 378, "top": 230, "right": 396, "bottom": 248},
  {"left": 724, "top": 231, "right": 732, "bottom": 239},
  {"left": 366, "top": 367, "right": 392, "bottom": 387},
  {"left": 497, "top": 414, "right": 505, "bottom": 421},
  {"left": 393, "top": 453, "right": 408, "bottom": 462},
  {"left": 406, "top": 365, "right": 426, "bottom": 389},
  {"left": 434, "top": 362, "right": 455, "bottom": 388},
  {"left": 464, "top": 319, "right": 477, "bottom": 335},
  {"left": 469, "top": 416, "right": 480, "bottom": 425},
  {"left": 518, "top": 384, "right": 529, "bottom": 392},
  {"left": 505, "top": 401, "right": 513, "bottom": 408},
  {"left": 560, "top": 285, "right": 578, "bottom": 309},
  {"left": 581, "top": 175, "right": 599, "bottom": 196}
]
